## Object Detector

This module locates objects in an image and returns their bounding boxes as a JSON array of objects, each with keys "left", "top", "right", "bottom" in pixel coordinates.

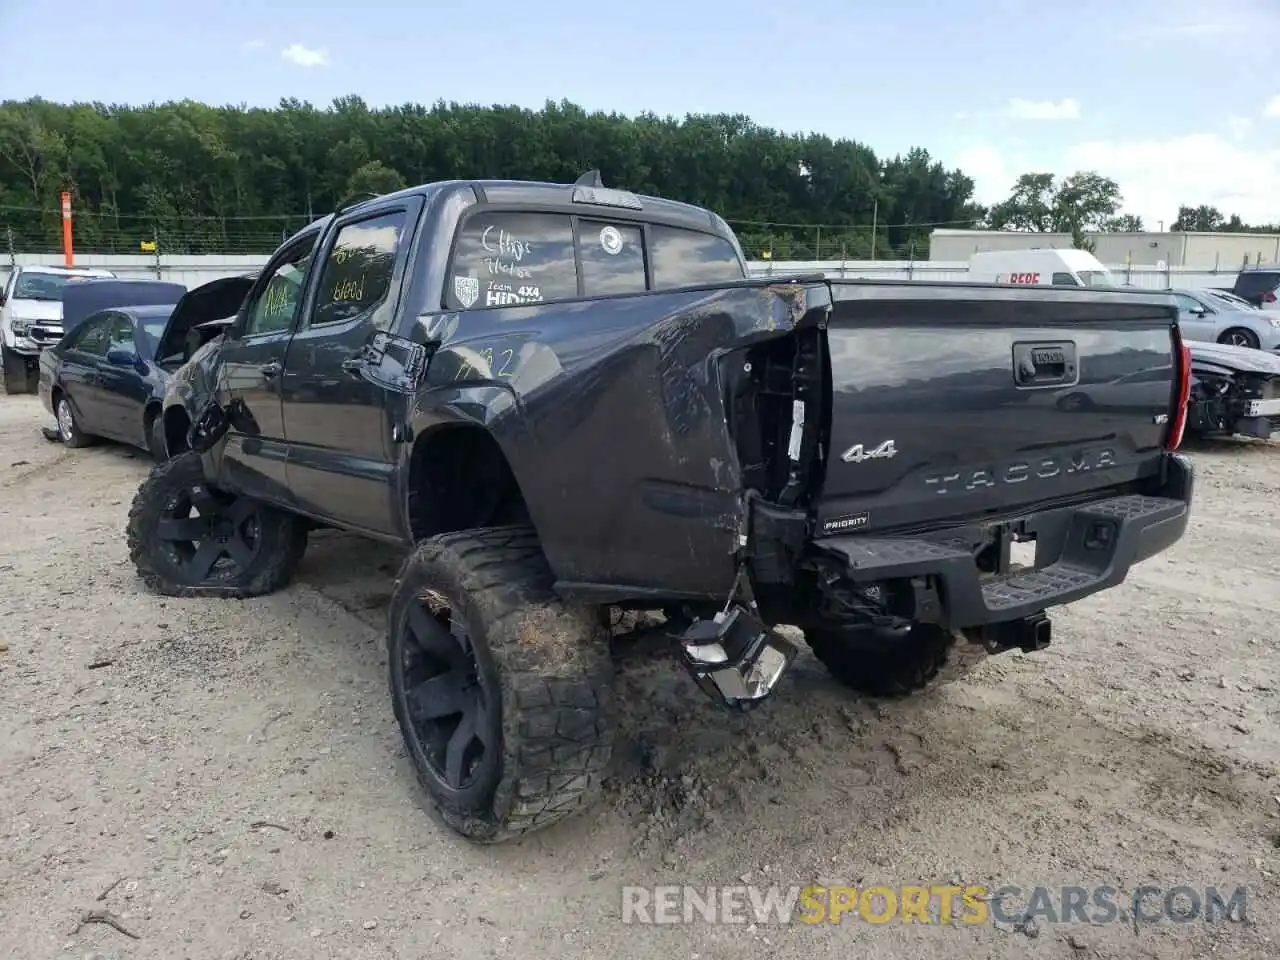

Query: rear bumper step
[{"left": 814, "top": 455, "right": 1194, "bottom": 629}]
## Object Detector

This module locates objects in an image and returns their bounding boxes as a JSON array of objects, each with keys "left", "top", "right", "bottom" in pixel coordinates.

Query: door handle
[
  {"left": 340, "top": 357, "right": 364, "bottom": 375},
  {"left": 260, "top": 361, "right": 282, "bottom": 378}
]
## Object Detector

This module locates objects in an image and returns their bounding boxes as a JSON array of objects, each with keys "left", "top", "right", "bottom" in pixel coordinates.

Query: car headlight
[{"left": 10, "top": 318, "right": 31, "bottom": 335}]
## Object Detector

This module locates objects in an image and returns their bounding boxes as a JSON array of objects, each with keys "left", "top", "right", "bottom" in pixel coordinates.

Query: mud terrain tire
[
  {"left": 388, "top": 526, "right": 614, "bottom": 843},
  {"left": 806, "top": 622, "right": 983, "bottom": 697},
  {"left": 126, "top": 450, "right": 307, "bottom": 598}
]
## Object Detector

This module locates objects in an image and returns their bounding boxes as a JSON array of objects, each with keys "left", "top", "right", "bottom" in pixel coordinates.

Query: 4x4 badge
[{"left": 841, "top": 439, "right": 898, "bottom": 464}]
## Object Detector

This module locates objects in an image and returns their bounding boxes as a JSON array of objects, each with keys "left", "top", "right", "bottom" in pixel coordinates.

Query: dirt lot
[{"left": 1, "top": 392, "right": 1278, "bottom": 960}]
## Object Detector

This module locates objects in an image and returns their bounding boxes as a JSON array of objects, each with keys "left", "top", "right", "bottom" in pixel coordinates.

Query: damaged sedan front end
[{"left": 1185, "top": 340, "right": 1280, "bottom": 439}]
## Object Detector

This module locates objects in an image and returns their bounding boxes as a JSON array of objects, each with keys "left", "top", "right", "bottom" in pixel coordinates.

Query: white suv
[{"left": 1, "top": 264, "right": 116, "bottom": 394}]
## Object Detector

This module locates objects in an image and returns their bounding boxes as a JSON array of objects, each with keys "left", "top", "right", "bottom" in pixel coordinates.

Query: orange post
[{"left": 61, "top": 192, "right": 73, "bottom": 266}]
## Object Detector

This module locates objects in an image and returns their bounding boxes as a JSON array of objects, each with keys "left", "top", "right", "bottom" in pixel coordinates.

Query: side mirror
[
  {"left": 1189, "top": 306, "right": 1207, "bottom": 317},
  {"left": 106, "top": 348, "right": 137, "bottom": 366}
]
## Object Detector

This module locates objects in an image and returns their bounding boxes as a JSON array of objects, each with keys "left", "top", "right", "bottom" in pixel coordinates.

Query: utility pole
[{"left": 870, "top": 199, "right": 878, "bottom": 259}]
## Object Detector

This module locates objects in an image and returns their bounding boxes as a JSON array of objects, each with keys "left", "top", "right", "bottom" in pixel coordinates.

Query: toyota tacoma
[{"left": 125, "top": 173, "right": 1196, "bottom": 843}]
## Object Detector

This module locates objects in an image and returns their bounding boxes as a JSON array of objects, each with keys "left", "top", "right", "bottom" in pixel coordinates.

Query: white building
[{"left": 929, "top": 229, "right": 1280, "bottom": 270}]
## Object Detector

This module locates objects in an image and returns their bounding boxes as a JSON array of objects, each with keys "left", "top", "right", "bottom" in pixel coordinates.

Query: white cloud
[
  {"left": 240, "top": 39, "right": 265, "bottom": 53},
  {"left": 1006, "top": 98, "right": 1080, "bottom": 121},
  {"left": 956, "top": 134, "right": 1280, "bottom": 227},
  {"left": 1227, "top": 116, "right": 1253, "bottom": 140},
  {"left": 281, "top": 43, "right": 329, "bottom": 68},
  {"left": 1264, "top": 95, "right": 1280, "bottom": 118},
  {"left": 1066, "top": 135, "right": 1280, "bottom": 225}
]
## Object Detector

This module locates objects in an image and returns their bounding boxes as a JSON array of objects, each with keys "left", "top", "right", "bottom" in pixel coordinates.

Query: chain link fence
[
  {"left": 0, "top": 207, "right": 320, "bottom": 260},
  {"left": 0, "top": 203, "right": 938, "bottom": 263}
]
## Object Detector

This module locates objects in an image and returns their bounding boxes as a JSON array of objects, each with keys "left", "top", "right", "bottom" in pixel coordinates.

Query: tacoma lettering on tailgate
[{"left": 923, "top": 448, "right": 1118, "bottom": 495}]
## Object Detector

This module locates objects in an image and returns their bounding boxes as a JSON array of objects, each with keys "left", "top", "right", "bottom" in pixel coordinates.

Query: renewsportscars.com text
[{"left": 620, "top": 883, "right": 1248, "bottom": 926}]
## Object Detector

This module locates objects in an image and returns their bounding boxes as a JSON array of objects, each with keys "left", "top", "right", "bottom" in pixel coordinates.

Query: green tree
[
  {"left": 1105, "top": 213, "right": 1144, "bottom": 232},
  {"left": 0, "top": 95, "right": 983, "bottom": 259},
  {"left": 345, "top": 160, "right": 407, "bottom": 199},
  {"left": 986, "top": 171, "right": 1124, "bottom": 249}
]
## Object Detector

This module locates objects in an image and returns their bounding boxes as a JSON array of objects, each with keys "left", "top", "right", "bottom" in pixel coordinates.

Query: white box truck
[{"left": 968, "top": 249, "right": 1115, "bottom": 288}]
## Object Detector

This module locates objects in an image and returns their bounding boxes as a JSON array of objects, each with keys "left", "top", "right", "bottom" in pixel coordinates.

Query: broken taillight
[{"left": 1166, "top": 339, "right": 1192, "bottom": 451}]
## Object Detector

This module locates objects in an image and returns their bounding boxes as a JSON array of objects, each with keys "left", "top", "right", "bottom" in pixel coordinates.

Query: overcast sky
[{"left": 2, "top": 0, "right": 1278, "bottom": 228}]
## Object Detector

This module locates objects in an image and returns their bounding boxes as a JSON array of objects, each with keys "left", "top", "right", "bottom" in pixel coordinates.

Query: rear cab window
[
  {"left": 577, "top": 220, "right": 646, "bottom": 295},
  {"left": 648, "top": 225, "right": 744, "bottom": 288},
  {"left": 448, "top": 212, "right": 578, "bottom": 309},
  {"left": 444, "top": 209, "right": 745, "bottom": 310}
]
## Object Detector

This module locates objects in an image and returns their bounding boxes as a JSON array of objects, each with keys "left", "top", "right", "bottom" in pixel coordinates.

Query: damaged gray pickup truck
[{"left": 125, "top": 173, "right": 1196, "bottom": 842}]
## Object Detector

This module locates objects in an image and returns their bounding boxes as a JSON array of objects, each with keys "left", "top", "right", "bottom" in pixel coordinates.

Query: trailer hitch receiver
[{"left": 678, "top": 606, "right": 799, "bottom": 710}]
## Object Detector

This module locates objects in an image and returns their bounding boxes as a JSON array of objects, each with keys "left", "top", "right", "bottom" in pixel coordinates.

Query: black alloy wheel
[
  {"left": 394, "top": 594, "right": 499, "bottom": 793},
  {"left": 156, "top": 482, "right": 266, "bottom": 581}
]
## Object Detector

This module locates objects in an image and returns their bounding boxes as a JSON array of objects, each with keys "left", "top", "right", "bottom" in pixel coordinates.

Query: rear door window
[
  {"left": 576, "top": 220, "right": 646, "bottom": 296},
  {"left": 447, "top": 212, "right": 578, "bottom": 309},
  {"left": 648, "top": 225, "right": 744, "bottom": 288},
  {"left": 310, "top": 211, "right": 408, "bottom": 329}
]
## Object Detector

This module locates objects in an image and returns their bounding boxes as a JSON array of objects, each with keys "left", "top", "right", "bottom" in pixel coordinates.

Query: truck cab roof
[{"left": 304, "top": 177, "right": 740, "bottom": 245}]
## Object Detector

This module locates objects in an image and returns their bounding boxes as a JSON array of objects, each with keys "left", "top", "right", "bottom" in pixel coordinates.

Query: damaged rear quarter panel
[{"left": 410, "top": 282, "right": 817, "bottom": 600}]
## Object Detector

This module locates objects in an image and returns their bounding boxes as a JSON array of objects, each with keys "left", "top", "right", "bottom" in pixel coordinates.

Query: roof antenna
[{"left": 574, "top": 169, "right": 605, "bottom": 188}]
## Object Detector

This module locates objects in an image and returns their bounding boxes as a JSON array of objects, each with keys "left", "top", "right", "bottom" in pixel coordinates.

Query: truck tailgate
[{"left": 815, "top": 285, "right": 1179, "bottom": 536}]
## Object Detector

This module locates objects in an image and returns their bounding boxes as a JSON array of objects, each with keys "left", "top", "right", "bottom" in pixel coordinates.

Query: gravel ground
[{"left": 1, "top": 391, "right": 1278, "bottom": 960}]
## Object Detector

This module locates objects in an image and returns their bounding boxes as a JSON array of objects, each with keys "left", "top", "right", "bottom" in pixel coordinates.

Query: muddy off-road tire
[
  {"left": 805, "top": 622, "right": 983, "bottom": 698},
  {"left": 126, "top": 450, "right": 307, "bottom": 598},
  {"left": 2, "top": 346, "right": 33, "bottom": 395},
  {"left": 387, "top": 526, "right": 614, "bottom": 843}
]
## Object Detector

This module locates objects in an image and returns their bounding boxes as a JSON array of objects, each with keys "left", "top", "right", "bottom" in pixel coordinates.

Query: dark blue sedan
[
  {"left": 38, "top": 304, "right": 179, "bottom": 458},
  {"left": 38, "top": 274, "right": 255, "bottom": 458}
]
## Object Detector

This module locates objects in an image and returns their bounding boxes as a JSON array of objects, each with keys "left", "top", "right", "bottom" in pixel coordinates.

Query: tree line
[
  {"left": 0, "top": 96, "right": 985, "bottom": 260},
  {"left": 984, "top": 173, "right": 1279, "bottom": 248},
  {"left": 1, "top": 96, "right": 1273, "bottom": 262}
]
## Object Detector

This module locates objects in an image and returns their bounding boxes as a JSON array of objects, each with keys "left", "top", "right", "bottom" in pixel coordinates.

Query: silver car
[{"left": 1170, "top": 288, "right": 1280, "bottom": 352}]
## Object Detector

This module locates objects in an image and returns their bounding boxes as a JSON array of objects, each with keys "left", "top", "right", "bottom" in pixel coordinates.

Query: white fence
[
  {"left": 0, "top": 254, "right": 268, "bottom": 289},
  {"left": 1, "top": 254, "right": 1243, "bottom": 292},
  {"left": 745, "top": 260, "right": 1239, "bottom": 290}
]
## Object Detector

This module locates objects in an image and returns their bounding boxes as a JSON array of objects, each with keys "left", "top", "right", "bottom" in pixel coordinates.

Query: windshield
[
  {"left": 12, "top": 272, "right": 104, "bottom": 302},
  {"left": 1077, "top": 270, "right": 1114, "bottom": 287}
]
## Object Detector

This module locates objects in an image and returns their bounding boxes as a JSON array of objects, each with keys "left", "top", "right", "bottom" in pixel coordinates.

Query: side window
[
  {"left": 1174, "top": 294, "right": 1203, "bottom": 313},
  {"left": 106, "top": 313, "right": 137, "bottom": 356},
  {"left": 68, "top": 315, "right": 112, "bottom": 357},
  {"left": 244, "top": 236, "right": 318, "bottom": 337},
  {"left": 447, "top": 211, "right": 577, "bottom": 309},
  {"left": 576, "top": 220, "right": 645, "bottom": 296},
  {"left": 1051, "top": 272, "right": 1080, "bottom": 286},
  {"left": 648, "top": 225, "right": 744, "bottom": 289},
  {"left": 310, "top": 210, "right": 408, "bottom": 328}
]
